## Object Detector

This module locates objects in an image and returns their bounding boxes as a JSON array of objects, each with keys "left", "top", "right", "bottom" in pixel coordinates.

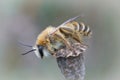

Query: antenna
[
  {"left": 21, "top": 49, "right": 36, "bottom": 55},
  {"left": 18, "top": 41, "right": 32, "bottom": 47}
]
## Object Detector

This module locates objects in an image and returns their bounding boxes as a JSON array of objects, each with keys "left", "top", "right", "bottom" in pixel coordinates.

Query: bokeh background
[{"left": 0, "top": 0, "right": 120, "bottom": 80}]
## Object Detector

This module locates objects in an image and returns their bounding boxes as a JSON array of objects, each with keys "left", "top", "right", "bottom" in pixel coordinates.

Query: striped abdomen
[
  {"left": 59, "top": 21, "right": 92, "bottom": 37},
  {"left": 71, "top": 21, "right": 92, "bottom": 36}
]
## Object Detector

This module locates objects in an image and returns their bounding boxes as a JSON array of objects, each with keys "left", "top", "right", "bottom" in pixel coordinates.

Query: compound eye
[{"left": 37, "top": 45, "right": 44, "bottom": 58}]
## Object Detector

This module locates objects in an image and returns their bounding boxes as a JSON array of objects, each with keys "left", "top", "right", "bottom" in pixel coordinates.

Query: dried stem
[{"left": 56, "top": 43, "right": 87, "bottom": 80}]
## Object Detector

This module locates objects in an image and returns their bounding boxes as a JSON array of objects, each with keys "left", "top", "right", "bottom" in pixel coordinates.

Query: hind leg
[
  {"left": 54, "top": 32, "right": 74, "bottom": 50},
  {"left": 72, "top": 33, "right": 88, "bottom": 46}
]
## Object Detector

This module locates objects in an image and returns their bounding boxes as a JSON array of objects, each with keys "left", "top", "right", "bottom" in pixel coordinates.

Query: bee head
[{"left": 33, "top": 45, "right": 44, "bottom": 58}]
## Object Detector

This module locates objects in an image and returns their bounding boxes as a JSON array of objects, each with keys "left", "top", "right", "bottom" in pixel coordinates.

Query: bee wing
[
  {"left": 50, "top": 15, "right": 81, "bottom": 35},
  {"left": 59, "top": 15, "right": 81, "bottom": 27}
]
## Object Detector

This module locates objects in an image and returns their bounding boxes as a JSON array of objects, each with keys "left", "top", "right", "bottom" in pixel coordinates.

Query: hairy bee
[{"left": 21, "top": 16, "right": 92, "bottom": 58}]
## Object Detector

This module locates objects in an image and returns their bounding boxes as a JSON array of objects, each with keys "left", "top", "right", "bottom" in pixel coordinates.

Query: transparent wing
[
  {"left": 59, "top": 15, "right": 81, "bottom": 27},
  {"left": 50, "top": 15, "right": 81, "bottom": 35}
]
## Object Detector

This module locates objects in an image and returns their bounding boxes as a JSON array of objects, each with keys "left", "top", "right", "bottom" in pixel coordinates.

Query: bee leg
[
  {"left": 54, "top": 33, "right": 73, "bottom": 50},
  {"left": 48, "top": 46, "right": 56, "bottom": 56},
  {"left": 73, "top": 33, "right": 88, "bottom": 46},
  {"left": 46, "top": 43, "right": 56, "bottom": 56}
]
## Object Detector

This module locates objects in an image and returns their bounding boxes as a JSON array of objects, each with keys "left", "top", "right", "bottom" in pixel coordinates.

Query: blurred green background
[{"left": 0, "top": 0, "right": 120, "bottom": 80}]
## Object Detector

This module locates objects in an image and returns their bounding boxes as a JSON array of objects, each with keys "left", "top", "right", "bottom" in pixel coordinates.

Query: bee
[{"left": 21, "top": 16, "right": 92, "bottom": 58}]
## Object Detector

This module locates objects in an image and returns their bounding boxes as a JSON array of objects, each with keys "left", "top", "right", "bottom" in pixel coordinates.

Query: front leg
[{"left": 46, "top": 40, "right": 56, "bottom": 56}]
